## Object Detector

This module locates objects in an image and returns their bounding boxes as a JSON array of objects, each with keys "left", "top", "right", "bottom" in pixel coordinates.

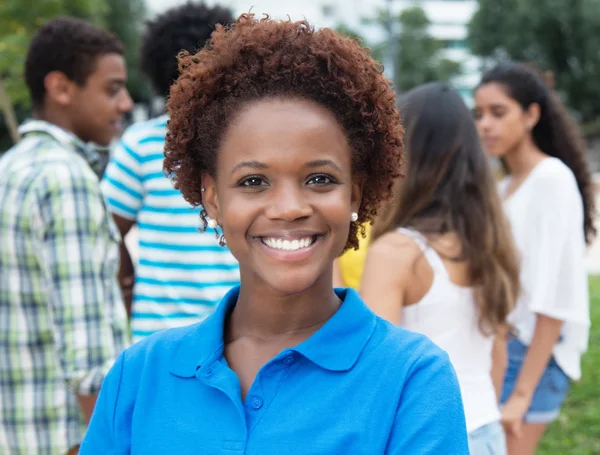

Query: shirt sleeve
[
  {"left": 101, "top": 130, "right": 145, "bottom": 221},
  {"left": 520, "top": 167, "right": 588, "bottom": 324},
  {"left": 34, "top": 163, "right": 130, "bottom": 396},
  {"left": 386, "top": 348, "right": 469, "bottom": 454},
  {"left": 79, "top": 352, "right": 129, "bottom": 454}
]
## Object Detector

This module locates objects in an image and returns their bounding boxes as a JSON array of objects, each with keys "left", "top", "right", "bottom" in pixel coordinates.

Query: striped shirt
[
  {"left": 101, "top": 115, "right": 240, "bottom": 342},
  {"left": 0, "top": 120, "right": 130, "bottom": 454}
]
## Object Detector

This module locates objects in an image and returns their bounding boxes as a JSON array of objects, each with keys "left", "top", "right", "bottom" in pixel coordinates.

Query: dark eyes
[
  {"left": 307, "top": 174, "right": 336, "bottom": 185},
  {"left": 240, "top": 176, "right": 265, "bottom": 187},
  {"left": 237, "top": 173, "right": 338, "bottom": 188}
]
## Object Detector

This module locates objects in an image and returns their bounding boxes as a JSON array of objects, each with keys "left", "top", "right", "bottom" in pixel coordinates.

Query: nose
[
  {"left": 476, "top": 113, "right": 493, "bottom": 132},
  {"left": 119, "top": 88, "right": 134, "bottom": 113},
  {"left": 264, "top": 182, "right": 313, "bottom": 221}
]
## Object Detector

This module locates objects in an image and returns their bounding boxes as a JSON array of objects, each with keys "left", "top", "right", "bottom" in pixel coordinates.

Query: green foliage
[
  {"left": 0, "top": 0, "right": 106, "bottom": 106},
  {"left": 365, "top": 6, "right": 462, "bottom": 93},
  {"left": 104, "top": 0, "right": 151, "bottom": 103},
  {"left": 468, "top": 0, "right": 600, "bottom": 122}
]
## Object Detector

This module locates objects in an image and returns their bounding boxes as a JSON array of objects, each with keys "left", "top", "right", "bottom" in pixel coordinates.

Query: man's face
[{"left": 69, "top": 53, "right": 133, "bottom": 146}]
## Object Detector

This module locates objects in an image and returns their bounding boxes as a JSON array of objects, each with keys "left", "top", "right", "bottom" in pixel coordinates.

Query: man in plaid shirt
[{"left": 0, "top": 18, "right": 132, "bottom": 454}]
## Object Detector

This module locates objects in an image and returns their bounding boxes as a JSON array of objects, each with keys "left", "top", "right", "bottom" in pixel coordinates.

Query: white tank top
[{"left": 398, "top": 228, "right": 500, "bottom": 433}]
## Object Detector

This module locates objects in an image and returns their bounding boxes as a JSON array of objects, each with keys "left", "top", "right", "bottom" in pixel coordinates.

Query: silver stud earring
[
  {"left": 207, "top": 219, "right": 218, "bottom": 229},
  {"left": 351, "top": 212, "right": 359, "bottom": 222},
  {"left": 201, "top": 188, "right": 206, "bottom": 192}
]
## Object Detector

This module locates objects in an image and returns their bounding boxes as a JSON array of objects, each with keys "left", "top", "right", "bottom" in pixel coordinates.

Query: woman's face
[
  {"left": 202, "top": 98, "right": 362, "bottom": 295},
  {"left": 474, "top": 82, "right": 534, "bottom": 158}
]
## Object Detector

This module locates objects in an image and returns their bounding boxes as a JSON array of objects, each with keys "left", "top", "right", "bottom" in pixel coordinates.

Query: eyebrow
[
  {"left": 305, "top": 159, "right": 342, "bottom": 172},
  {"left": 231, "top": 159, "right": 342, "bottom": 173},
  {"left": 107, "top": 77, "right": 126, "bottom": 85},
  {"left": 231, "top": 161, "right": 269, "bottom": 173}
]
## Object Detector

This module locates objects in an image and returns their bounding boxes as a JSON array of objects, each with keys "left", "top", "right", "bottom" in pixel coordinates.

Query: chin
[{"left": 260, "top": 269, "right": 326, "bottom": 296}]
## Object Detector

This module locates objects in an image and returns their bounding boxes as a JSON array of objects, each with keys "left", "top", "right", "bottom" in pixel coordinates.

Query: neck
[
  {"left": 228, "top": 272, "right": 341, "bottom": 341},
  {"left": 504, "top": 135, "right": 547, "bottom": 178},
  {"left": 33, "top": 106, "right": 79, "bottom": 140}
]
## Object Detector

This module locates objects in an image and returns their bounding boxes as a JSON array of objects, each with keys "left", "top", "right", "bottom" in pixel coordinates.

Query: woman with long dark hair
[
  {"left": 361, "top": 82, "right": 520, "bottom": 454},
  {"left": 474, "top": 61, "right": 594, "bottom": 455}
]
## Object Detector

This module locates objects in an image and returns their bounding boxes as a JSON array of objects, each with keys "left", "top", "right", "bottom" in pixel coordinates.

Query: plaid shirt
[{"left": 0, "top": 121, "right": 130, "bottom": 454}]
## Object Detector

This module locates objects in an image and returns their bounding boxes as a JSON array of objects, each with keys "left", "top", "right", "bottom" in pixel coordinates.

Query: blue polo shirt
[{"left": 80, "top": 287, "right": 469, "bottom": 454}]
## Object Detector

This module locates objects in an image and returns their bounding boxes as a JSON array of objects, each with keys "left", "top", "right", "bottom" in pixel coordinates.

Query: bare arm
[
  {"left": 112, "top": 214, "right": 135, "bottom": 318},
  {"left": 359, "top": 233, "right": 419, "bottom": 324},
  {"left": 76, "top": 394, "right": 97, "bottom": 424},
  {"left": 490, "top": 328, "right": 508, "bottom": 401},
  {"left": 513, "top": 314, "right": 563, "bottom": 399},
  {"left": 501, "top": 314, "right": 563, "bottom": 437}
]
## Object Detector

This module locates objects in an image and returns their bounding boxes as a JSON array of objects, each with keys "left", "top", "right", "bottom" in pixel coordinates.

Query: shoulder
[
  {"left": 120, "top": 116, "right": 167, "bottom": 149},
  {"left": 369, "top": 317, "right": 452, "bottom": 376},
  {"left": 4, "top": 139, "right": 99, "bottom": 197},
  {"left": 363, "top": 230, "right": 424, "bottom": 281},
  {"left": 367, "top": 230, "right": 423, "bottom": 265},
  {"left": 123, "top": 321, "right": 205, "bottom": 364},
  {"left": 117, "top": 320, "right": 210, "bottom": 384},
  {"left": 532, "top": 157, "right": 579, "bottom": 196}
]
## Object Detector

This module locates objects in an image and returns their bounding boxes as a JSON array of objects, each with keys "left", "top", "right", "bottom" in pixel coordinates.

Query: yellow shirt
[{"left": 338, "top": 224, "right": 372, "bottom": 289}]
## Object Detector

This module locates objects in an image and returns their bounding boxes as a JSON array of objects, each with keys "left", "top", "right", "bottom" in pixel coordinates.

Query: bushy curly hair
[
  {"left": 164, "top": 14, "right": 404, "bottom": 250},
  {"left": 140, "top": 2, "right": 233, "bottom": 97},
  {"left": 25, "top": 17, "right": 124, "bottom": 107}
]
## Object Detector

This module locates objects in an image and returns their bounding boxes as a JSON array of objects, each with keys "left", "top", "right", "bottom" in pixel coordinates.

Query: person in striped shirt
[
  {"left": 102, "top": 3, "right": 239, "bottom": 343},
  {"left": 0, "top": 18, "right": 132, "bottom": 454}
]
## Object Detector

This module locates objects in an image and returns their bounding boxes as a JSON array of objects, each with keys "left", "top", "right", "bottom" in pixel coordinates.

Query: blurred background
[
  {"left": 1, "top": 1, "right": 599, "bottom": 453},
  {"left": 2, "top": 1, "right": 599, "bottom": 164}
]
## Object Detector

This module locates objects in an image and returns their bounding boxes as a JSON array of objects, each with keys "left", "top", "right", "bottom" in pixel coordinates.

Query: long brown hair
[
  {"left": 479, "top": 62, "right": 596, "bottom": 245},
  {"left": 373, "top": 82, "right": 520, "bottom": 334}
]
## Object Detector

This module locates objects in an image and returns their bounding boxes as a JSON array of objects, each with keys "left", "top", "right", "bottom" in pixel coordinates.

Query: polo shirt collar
[{"left": 169, "top": 286, "right": 377, "bottom": 378}]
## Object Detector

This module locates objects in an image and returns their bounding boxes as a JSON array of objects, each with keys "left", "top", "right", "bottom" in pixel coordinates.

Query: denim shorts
[
  {"left": 468, "top": 421, "right": 507, "bottom": 455},
  {"left": 501, "top": 337, "right": 570, "bottom": 424}
]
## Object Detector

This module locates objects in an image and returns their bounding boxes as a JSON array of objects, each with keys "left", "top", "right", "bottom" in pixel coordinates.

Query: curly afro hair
[
  {"left": 25, "top": 17, "right": 123, "bottom": 107},
  {"left": 140, "top": 2, "right": 233, "bottom": 97},
  {"left": 164, "top": 14, "right": 404, "bottom": 250}
]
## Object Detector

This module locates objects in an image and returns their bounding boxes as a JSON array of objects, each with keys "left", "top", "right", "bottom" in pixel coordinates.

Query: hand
[{"left": 501, "top": 393, "right": 531, "bottom": 439}]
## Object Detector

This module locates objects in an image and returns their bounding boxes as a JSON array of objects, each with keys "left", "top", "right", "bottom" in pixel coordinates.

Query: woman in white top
[
  {"left": 361, "top": 82, "right": 521, "bottom": 455},
  {"left": 474, "top": 62, "right": 595, "bottom": 455}
]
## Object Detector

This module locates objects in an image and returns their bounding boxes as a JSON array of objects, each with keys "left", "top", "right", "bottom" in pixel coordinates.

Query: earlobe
[{"left": 200, "top": 172, "right": 220, "bottom": 221}]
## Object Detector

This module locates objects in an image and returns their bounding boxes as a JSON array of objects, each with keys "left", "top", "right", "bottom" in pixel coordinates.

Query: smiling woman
[{"left": 79, "top": 13, "right": 470, "bottom": 455}]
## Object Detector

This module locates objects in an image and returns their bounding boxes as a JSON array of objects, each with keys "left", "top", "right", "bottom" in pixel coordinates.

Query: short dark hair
[
  {"left": 140, "top": 2, "right": 234, "bottom": 97},
  {"left": 164, "top": 14, "right": 404, "bottom": 251},
  {"left": 25, "top": 16, "right": 124, "bottom": 107}
]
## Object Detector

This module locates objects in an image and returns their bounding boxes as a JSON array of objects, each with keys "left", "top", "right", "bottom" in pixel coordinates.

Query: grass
[{"left": 538, "top": 276, "right": 600, "bottom": 455}]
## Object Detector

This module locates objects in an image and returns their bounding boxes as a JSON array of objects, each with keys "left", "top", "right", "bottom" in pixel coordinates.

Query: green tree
[
  {"left": 105, "top": 0, "right": 152, "bottom": 103},
  {"left": 0, "top": 0, "right": 150, "bottom": 148},
  {"left": 0, "top": 0, "right": 106, "bottom": 107},
  {"left": 468, "top": 0, "right": 600, "bottom": 122},
  {"left": 366, "top": 6, "right": 461, "bottom": 93}
]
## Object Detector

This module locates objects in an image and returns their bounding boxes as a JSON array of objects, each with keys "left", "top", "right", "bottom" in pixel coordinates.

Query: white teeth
[{"left": 262, "top": 236, "right": 315, "bottom": 251}]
